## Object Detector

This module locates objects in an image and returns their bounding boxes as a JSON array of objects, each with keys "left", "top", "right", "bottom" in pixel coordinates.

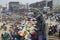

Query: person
[
  {"left": 38, "top": 35, "right": 43, "bottom": 40},
  {"left": 15, "top": 34, "right": 21, "bottom": 40},
  {"left": 59, "top": 29, "right": 60, "bottom": 39},
  {"left": 51, "top": 25, "right": 55, "bottom": 34},
  {"left": 2, "top": 32, "right": 10, "bottom": 40},
  {"left": 3, "top": 26, "right": 7, "bottom": 31},
  {"left": 54, "top": 25, "right": 57, "bottom": 33},
  {"left": 48, "top": 29, "right": 52, "bottom": 35},
  {"left": 9, "top": 30, "right": 13, "bottom": 40},
  {"left": 48, "top": 26, "right": 54, "bottom": 35},
  {"left": 0, "top": 23, "right": 6, "bottom": 30},
  {"left": 1, "top": 33, "right": 4, "bottom": 40}
]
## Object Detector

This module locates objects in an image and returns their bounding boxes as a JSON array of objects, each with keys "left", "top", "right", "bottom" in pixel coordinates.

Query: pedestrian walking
[
  {"left": 59, "top": 29, "right": 60, "bottom": 38},
  {"left": 1, "top": 33, "right": 4, "bottom": 40}
]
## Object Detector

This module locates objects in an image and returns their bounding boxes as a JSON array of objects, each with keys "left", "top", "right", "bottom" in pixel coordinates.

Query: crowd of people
[
  {"left": 48, "top": 25, "right": 57, "bottom": 35},
  {"left": 0, "top": 14, "right": 46, "bottom": 40}
]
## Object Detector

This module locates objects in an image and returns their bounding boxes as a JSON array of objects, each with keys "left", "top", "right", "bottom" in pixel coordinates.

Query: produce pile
[{"left": 18, "top": 16, "right": 37, "bottom": 40}]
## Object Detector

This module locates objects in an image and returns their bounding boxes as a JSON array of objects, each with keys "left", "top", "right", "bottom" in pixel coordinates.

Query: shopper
[{"left": 59, "top": 29, "right": 60, "bottom": 38}]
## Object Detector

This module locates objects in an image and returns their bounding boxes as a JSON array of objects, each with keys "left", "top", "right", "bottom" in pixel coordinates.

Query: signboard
[{"left": 44, "top": 7, "right": 50, "bottom": 14}]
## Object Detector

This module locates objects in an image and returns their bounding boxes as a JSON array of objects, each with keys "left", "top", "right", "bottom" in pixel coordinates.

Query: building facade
[
  {"left": 9, "top": 2, "right": 20, "bottom": 12},
  {"left": 53, "top": 0, "right": 60, "bottom": 7},
  {"left": 30, "top": 1, "right": 53, "bottom": 9}
]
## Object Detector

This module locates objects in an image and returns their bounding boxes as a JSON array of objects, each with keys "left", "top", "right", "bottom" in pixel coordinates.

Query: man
[
  {"left": 59, "top": 29, "right": 60, "bottom": 39},
  {"left": 1, "top": 33, "right": 4, "bottom": 40}
]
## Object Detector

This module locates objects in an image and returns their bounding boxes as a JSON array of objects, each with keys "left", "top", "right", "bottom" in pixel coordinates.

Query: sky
[{"left": 0, "top": 0, "right": 44, "bottom": 6}]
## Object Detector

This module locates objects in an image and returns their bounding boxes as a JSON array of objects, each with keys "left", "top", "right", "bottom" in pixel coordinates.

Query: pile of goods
[{"left": 18, "top": 17, "right": 37, "bottom": 40}]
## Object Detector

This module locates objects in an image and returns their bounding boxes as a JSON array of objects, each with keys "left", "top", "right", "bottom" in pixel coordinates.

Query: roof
[{"left": 9, "top": 2, "right": 19, "bottom": 4}]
